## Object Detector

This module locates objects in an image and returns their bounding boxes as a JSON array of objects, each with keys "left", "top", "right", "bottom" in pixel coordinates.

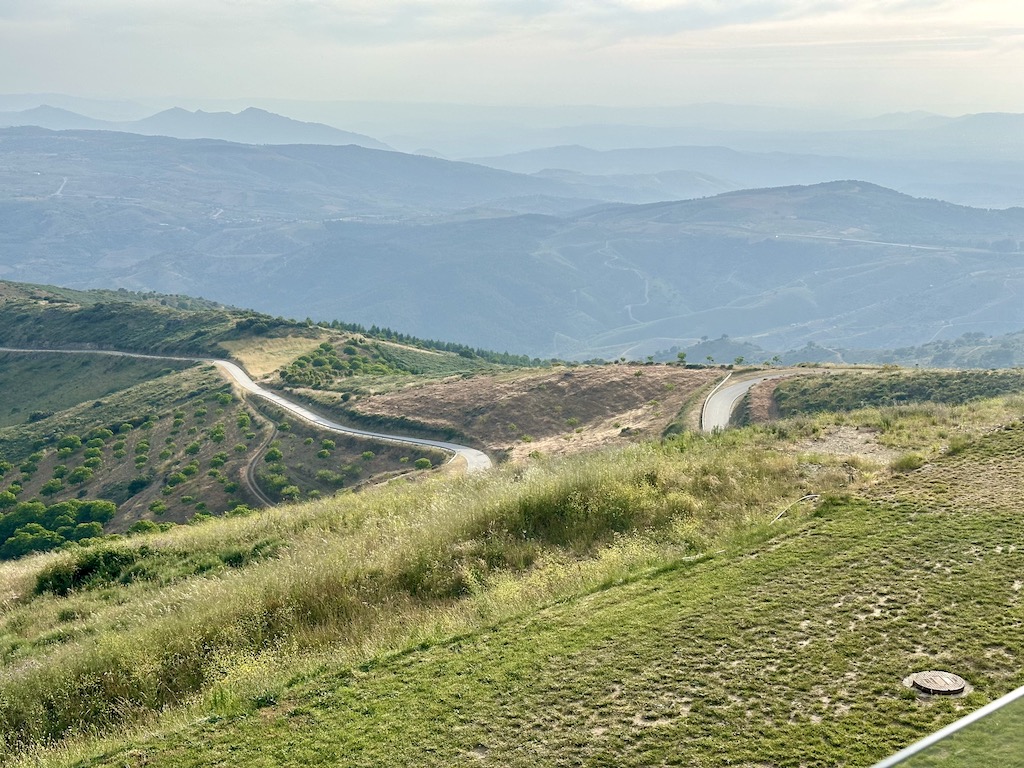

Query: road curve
[
  {"left": 0, "top": 347, "right": 492, "bottom": 473},
  {"left": 701, "top": 371, "right": 797, "bottom": 432},
  {"left": 209, "top": 360, "right": 492, "bottom": 472}
]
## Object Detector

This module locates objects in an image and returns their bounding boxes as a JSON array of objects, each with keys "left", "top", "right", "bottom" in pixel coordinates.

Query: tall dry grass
[{"left": 0, "top": 431, "right": 802, "bottom": 755}]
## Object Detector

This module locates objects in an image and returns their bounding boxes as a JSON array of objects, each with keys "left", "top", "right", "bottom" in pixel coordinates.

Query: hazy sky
[{"left": 1, "top": 0, "right": 1022, "bottom": 115}]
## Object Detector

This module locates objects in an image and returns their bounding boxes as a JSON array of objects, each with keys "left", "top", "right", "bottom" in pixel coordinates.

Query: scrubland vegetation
[
  {"left": 774, "top": 368, "right": 1024, "bottom": 416},
  {"left": 0, "top": 427, "right": 805, "bottom": 758},
  {"left": 3, "top": 282, "right": 1024, "bottom": 765},
  {"left": 2, "top": 392, "right": 1023, "bottom": 765}
]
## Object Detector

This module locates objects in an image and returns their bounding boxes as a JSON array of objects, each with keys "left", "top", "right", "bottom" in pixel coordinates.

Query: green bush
[
  {"left": 35, "top": 545, "right": 143, "bottom": 596},
  {"left": 891, "top": 453, "right": 926, "bottom": 472}
]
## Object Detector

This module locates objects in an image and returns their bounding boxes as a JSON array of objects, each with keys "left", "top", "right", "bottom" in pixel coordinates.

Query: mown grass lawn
[{"left": 62, "top": 423, "right": 1024, "bottom": 767}]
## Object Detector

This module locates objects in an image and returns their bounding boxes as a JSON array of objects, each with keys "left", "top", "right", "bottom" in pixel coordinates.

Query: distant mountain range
[
  {"left": 1, "top": 124, "right": 1022, "bottom": 359},
  {"left": 467, "top": 127, "right": 1024, "bottom": 210},
  {"left": 0, "top": 105, "right": 390, "bottom": 149},
  {"left": 3, "top": 100, "right": 1024, "bottom": 209}
]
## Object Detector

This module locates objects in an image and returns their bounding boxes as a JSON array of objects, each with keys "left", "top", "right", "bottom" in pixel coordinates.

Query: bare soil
[
  {"left": 343, "top": 364, "right": 721, "bottom": 463},
  {"left": 796, "top": 425, "right": 900, "bottom": 463}
]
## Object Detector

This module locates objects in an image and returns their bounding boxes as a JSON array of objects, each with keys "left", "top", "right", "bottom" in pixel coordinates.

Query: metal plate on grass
[{"left": 907, "top": 670, "right": 967, "bottom": 695}]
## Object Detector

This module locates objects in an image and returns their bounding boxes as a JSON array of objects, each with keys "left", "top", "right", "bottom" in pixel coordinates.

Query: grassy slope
[
  {"left": 0, "top": 352, "right": 191, "bottom": 428},
  {"left": 71, "top": 478, "right": 1024, "bottom": 766},
  {"left": 1, "top": 429, "right": 806, "bottom": 761},
  {"left": 774, "top": 369, "right": 1024, "bottom": 417},
  {"left": 7, "top": 398, "right": 1024, "bottom": 767}
]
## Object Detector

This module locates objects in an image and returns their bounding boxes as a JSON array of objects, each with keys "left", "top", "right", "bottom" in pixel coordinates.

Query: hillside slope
[
  {"left": 217, "top": 182, "right": 1024, "bottom": 358},
  {"left": 4, "top": 396, "right": 1024, "bottom": 765},
  {"left": 4, "top": 126, "right": 1024, "bottom": 359}
]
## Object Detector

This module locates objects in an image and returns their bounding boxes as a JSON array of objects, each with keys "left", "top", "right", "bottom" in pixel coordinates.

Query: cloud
[
  {"left": 0, "top": 1, "right": 954, "bottom": 44},
  {"left": 0, "top": 0, "right": 1021, "bottom": 112}
]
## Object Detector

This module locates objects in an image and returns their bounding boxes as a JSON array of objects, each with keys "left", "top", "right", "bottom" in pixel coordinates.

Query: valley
[{"left": 2, "top": 127, "right": 1023, "bottom": 362}]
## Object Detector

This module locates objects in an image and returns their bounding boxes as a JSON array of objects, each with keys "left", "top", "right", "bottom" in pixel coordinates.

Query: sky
[{"left": 1, "top": 0, "right": 1022, "bottom": 116}]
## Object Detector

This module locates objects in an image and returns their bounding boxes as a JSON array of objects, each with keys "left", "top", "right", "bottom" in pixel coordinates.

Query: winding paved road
[
  {"left": 0, "top": 347, "right": 492, "bottom": 473},
  {"left": 701, "top": 371, "right": 800, "bottom": 432}
]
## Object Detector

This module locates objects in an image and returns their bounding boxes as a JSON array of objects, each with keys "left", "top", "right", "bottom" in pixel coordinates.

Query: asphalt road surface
[{"left": 701, "top": 372, "right": 796, "bottom": 432}]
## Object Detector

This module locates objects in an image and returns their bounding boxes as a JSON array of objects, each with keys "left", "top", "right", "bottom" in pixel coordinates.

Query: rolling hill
[
  {"left": 2, "top": 125, "right": 1024, "bottom": 360},
  {"left": 3, "top": 352, "right": 1024, "bottom": 765}
]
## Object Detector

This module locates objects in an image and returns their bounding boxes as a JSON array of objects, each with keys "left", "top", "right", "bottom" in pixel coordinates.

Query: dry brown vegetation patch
[
  {"left": 220, "top": 334, "right": 326, "bottom": 378},
  {"left": 346, "top": 365, "right": 720, "bottom": 462},
  {"left": 744, "top": 378, "right": 783, "bottom": 423}
]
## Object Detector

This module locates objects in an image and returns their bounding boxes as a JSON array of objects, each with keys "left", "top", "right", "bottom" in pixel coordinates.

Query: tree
[
  {"left": 71, "top": 522, "right": 104, "bottom": 540},
  {"left": 68, "top": 466, "right": 93, "bottom": 485},
  {"left": 676, "top": 352, "right": 687, "bottom": 365},
  {"left": 40, "top": 479, "right": 64, "bottom": 497},
  {"left": 0, "top": 523, "right": 64, "bottom": 559}
]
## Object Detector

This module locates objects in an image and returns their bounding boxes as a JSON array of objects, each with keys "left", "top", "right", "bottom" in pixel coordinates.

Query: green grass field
[{"left": 3, "top": 396, "right": 1023, "bottom": 766}]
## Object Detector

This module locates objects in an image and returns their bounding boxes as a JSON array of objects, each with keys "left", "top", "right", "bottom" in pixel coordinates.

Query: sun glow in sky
[{"left": 1, "top": 0, "right": 1022, "bottom": 114}]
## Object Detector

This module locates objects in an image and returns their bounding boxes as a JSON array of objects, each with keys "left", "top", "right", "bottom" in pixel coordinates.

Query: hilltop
[{"left": 0, "top": 105, "right": 391, "bottom": 149}]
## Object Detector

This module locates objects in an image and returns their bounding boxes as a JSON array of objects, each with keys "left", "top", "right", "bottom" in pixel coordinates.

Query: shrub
[
  {"left": 891, "top": 453, "right": 926, "bottom": 473},
  {"left": 35, "top": 545, "right": 143, "bottom": 595},
  {"left": 57, "top": 435, "right": 82, "bottom": 452}
]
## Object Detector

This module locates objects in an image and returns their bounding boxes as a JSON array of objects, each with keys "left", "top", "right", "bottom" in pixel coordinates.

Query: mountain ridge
[
  {"left": 1, "top": 126, "right": 1022, "bottom": 359},
  {"left": 0, "top": 105, "right": 391, "bottom": 149}
]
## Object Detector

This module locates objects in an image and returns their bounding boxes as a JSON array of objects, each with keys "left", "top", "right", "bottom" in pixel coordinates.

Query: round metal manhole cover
[{"left": 908, "top": 670, "right": 967, "bottom": 695}]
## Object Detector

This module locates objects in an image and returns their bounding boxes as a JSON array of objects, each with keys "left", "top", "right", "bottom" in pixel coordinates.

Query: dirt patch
[
  {"left": 345, "top": 365, "right": 720, "bottom": 463},
  {"left": 796, "top": 425, "right": 899, "bottom": 463}
]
